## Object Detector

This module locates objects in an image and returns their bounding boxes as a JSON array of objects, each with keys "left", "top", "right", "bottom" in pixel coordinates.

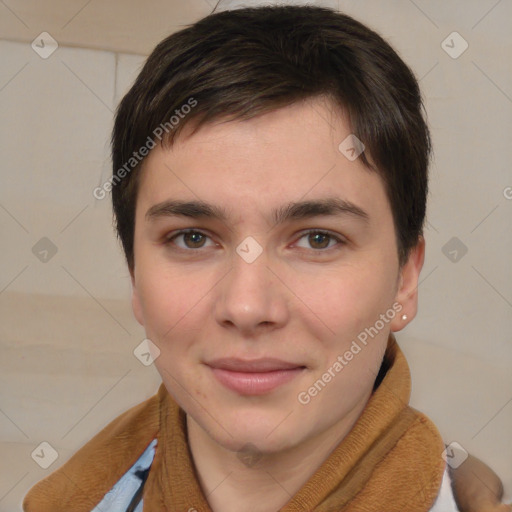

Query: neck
[{"left": 186, "top": 391, "right": 371, "bottom": 512}]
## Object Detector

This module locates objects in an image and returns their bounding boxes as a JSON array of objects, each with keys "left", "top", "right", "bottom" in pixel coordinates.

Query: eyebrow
[{"left": 145, "top": 197, "right": 370, "bottom": 226}]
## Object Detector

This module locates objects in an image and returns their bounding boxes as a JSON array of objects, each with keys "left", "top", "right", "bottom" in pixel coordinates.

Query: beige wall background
[{"left": 1, "top": 0, "right": 511, "bottom": 509}]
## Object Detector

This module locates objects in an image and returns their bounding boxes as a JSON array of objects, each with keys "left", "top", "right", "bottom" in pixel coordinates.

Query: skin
[
  {"left": 450, "top": 455, "right": 511, "bottom": 512},
  {"left": 129, "top": 96, "right": 506, "bottom": 511}
]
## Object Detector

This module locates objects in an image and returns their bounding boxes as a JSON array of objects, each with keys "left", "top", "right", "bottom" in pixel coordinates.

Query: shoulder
[{"left": 23, "top": 389, "right": 162, "bottom": 512}]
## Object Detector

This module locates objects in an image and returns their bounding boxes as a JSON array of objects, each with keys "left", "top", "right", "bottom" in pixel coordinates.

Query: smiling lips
[{"left": 206, "top": 357, "right": 306, "bottom": 395}]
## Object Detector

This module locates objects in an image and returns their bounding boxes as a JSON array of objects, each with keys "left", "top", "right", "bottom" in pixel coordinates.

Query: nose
[{"left": 213, "top": 247, "right": 289, "bottom": 336}]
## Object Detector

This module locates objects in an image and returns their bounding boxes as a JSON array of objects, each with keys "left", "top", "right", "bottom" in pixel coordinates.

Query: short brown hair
[{"left": 111, "top": 5, "right": 431, "bottom": 274}]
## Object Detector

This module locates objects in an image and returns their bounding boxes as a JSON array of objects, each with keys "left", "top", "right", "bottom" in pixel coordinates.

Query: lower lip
[{"left": 209, "top": 366, "right": 305, "bottom": 395}]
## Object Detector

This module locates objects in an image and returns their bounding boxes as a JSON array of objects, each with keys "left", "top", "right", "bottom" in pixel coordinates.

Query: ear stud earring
[{"left": 401, "top": 314, "right": 408, "bottom": 321}]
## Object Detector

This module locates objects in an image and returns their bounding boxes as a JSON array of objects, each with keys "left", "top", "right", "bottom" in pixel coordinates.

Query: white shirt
[{"left": 430, "top": 465, "right": 460, "bottom": 511}]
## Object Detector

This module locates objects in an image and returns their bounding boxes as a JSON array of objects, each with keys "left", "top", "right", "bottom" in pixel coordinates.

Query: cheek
[
  {"left": 135, "top": 266, "right": 218, "bottom": 390},
  {"left": 139, "top": 281, "right": 174, "bottom": 336},
  {"left": 136, "top": 261, "right": 208, "bottom": 338},
  {"left": 288, "top": 263, "right": 395, "bottom": 344}
]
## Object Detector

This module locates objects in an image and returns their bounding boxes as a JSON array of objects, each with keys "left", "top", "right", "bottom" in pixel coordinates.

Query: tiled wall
[
  {"left": 1, "top": 40, "right": 146, "bottom": 300},
  {"left": 1, "top": 1, "right": 511, "bottom": 509}
]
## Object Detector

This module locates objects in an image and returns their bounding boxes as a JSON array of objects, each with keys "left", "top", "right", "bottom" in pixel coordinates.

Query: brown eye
[
  {"left": 165, "top": 230, "right": 214, "bottom": 250},
  {"left": 308, "top": 232, "right": 331, "bottom": 249},
  {"left": 295, "top": 230, "right": 345, "bottom": 251},
  {"left": 182, "top": 231, "right": 206, "bottom": 248}
]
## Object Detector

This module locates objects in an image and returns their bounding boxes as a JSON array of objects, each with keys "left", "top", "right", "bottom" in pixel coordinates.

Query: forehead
[{"left": 135, "top": 97, "right": 390, "bottom": 225}]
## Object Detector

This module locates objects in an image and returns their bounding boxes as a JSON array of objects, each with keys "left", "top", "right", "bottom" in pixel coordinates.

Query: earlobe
[{"left": 390, "top": 236, "right": 426, "bottom": 332}]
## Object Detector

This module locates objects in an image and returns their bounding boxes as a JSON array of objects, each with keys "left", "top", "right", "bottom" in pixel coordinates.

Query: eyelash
[{"left": 164, "top": 228, "right": 346, "bottom": 253}]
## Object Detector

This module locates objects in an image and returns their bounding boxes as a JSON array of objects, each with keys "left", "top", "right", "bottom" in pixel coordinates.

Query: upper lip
[{"left": 206, "top": 357, "right": 305, "bottom": 372}]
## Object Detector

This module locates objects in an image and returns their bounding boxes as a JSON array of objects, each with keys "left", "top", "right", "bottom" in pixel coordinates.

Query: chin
[
  {"left": 212, "top": 413, "right": 303, "bottom": 454},
  {"left": 226, "top": 432, "right": 298, "bottom": 457}
]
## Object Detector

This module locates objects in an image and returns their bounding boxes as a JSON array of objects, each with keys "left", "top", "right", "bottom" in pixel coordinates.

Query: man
[{"left": 23, "top": 5, "right": 510, "bottom": 511}]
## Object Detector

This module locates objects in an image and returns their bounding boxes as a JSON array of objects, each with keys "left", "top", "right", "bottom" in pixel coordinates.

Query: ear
[
  {"left": 130, "top": 269, "right": 145, "bottom": 327},
  {"left": 390, "top": 235, "right": 425, "bottom": 332}
]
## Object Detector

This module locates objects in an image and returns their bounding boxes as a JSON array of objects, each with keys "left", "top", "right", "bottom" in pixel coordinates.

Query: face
[{"left": 131, "top": 97, "right": 424, "bottom": 455}]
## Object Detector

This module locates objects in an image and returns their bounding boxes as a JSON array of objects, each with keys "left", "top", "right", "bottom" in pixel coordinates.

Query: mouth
[{"left": 205, "top": 358, "right": 307, "bottom": 395}]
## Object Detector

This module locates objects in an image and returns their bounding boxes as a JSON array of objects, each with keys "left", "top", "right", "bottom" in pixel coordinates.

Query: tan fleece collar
[{"left": 23, "top": 333, "right": 445, "bottom": 512}]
